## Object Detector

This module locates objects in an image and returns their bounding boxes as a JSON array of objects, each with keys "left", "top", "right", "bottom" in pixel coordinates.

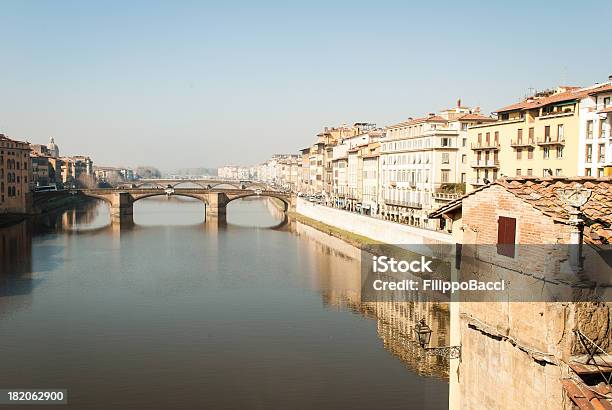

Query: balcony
[
  {"left": 510, "top": 139, "right": 535, "bottom": 148},
  {"left": 432, "top": 192, "right": 461, "bottom": 201},
  {"left": 469, "top": 178, "right": 490, "bottom": 186},
  {"left": 385, "top": 199, "right": 423, "bottom": 209},
  {"left": 470, "top": 159, "right": 500, "bottom": 168},
  {"left": 470, "top": 142, "right": 500, "bottom": 150},
  {"left": 537, "top": 137, "right": 565, "bottom": 146}
]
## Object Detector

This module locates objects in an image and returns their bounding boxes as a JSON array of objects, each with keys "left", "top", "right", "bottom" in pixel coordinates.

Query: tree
[{"left": 134, "top": 166, "right": 162, "bottom": 179}]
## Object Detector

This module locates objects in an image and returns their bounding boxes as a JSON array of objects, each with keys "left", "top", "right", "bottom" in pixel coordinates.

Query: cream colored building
[
  {"left": 380, "top": 104, "right": 495, "bottom": 228},
  {"left": 60, "top": 155, "right": 94, "bottom": 188},
  {"left": 577, "top": 80, "right": 612, "bottom": 177},
  {"left": 360, "top": 143, "right": 380, "bottom": 215}
]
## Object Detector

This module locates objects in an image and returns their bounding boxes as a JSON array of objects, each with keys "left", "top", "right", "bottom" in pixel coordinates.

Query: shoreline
[
  {"left": 0, "top": 195, "right": 89, "bottom": 228},
  {"left": 288, "top": 210, "right": 383, "bottom": 253}
]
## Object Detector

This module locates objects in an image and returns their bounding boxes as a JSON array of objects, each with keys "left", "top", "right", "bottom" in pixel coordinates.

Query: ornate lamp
[{"left": 414, "top": 318, "right": 433, "bottom": 348}]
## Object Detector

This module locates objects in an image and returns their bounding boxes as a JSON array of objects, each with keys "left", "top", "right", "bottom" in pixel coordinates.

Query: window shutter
[{"left": 497, "top": 216, "right": 516, "bottom": 258}]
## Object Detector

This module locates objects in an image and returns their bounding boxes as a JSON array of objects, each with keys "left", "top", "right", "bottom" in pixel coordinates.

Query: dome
[{"left": 47, "top": 137, "right": 60, "bottom": 157}]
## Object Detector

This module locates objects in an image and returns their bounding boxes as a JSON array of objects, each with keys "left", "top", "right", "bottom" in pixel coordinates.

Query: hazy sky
[{"left": 1, "top": 1, "right": 610, "bottom": 171}]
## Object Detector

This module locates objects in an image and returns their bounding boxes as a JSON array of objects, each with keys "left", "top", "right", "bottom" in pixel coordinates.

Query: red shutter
[{"left": 497, "top": 216, "right": 516, "bottom": 258}]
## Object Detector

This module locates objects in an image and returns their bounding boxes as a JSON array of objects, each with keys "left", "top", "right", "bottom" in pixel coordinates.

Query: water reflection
[
  {"left": 0, "top": 199, "right": 448, "bottom": 409},
  {"left": 291, "top": 221, "right": 450, "bottom": 379}
]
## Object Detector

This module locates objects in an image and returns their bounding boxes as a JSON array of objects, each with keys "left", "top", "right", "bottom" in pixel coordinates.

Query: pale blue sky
[{"left": 0, "top": 1, "right": 610, "bottom": 170}]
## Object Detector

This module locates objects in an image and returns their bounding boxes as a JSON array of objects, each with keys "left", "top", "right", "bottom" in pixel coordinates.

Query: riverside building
[
  {"left": 0, "top": 134, "right": 31, "bottom": 214},
  {"left": 466, "top": 82, "right": 612, "bottom": 191},
  {"left": 577, "top": 79, "right": 612, "bottom": 177},
  {"left": 379, "top": 103, "right": 494, "bottom": 229}
]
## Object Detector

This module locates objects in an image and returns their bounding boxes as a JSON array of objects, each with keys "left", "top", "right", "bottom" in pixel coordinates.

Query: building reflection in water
[{"left": 291, "top": 220, "right": 450, "bottom": 380}]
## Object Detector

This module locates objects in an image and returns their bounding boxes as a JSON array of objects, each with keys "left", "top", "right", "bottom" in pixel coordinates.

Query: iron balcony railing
[
  {"left": 470, "top": 159, "right": 500, "bottom": 168},
  {"left": 470, "top": 142, "right": 500, "bottom": 150}
]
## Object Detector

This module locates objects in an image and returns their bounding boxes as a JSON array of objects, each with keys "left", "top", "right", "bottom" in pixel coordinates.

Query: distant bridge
[
  {"left": 33, "top": 186, "right": 293, "bottom": 227},
  {"left": 116, "top": 179, "right": 272, "bottom": 191}
]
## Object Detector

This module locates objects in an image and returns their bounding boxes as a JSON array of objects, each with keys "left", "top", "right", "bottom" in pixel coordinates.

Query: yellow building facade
[{"left": 467, "top": 87, "right": 583, "bottom": 190}]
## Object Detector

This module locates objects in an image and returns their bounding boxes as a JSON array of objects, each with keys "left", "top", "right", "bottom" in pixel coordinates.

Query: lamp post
[
  {"left": 413, "top": 318, "right": 461, "bottom": 360},
  {"left": 556, "top": 183, "right": 592, "bottom": 272}
]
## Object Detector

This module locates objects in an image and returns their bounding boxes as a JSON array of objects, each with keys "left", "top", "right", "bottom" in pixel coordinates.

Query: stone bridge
[
  {"left": 116, "top": 179, "right": 271, "bottom": 191},
  {"left": 75, "top": 187, "right": 293, "bottom": 225}
]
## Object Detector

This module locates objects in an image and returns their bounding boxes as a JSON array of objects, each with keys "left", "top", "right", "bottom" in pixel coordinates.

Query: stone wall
[{"left": 295, "top": 198, "right": 454, "bottom": 245}]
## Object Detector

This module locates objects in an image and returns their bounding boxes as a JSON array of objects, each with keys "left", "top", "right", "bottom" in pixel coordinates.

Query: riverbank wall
[
  {"left": 294, "top": 197, "right": 454, "bottom": 246},
  {"left": 0, "top": 195, "right": 88, "bottom": 228}
]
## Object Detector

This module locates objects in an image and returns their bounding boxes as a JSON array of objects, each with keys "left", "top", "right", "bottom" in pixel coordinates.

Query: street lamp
[
  {"left": 413, "top": 318, "right": 461, "bottom": 360},
  {"left": 414, "top": 318, "right": 432, "bottom": 348}
]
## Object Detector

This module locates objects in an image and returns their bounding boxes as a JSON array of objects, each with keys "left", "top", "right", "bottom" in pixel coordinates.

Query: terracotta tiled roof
[
  {"left": 429, "top": 177, "right": 612, "bottom": 245},
  {"left": 499, "top": 178, "right": 612, "bottom": 244},
  {"left": 494, "top": 87, "right": 587, "bottom": 113},
  {"left": 387, "top": 115, "right": 447, "bottom": 129},
  {"left": 586, "top": 83, "right": 612, "bottom": 96},
  {"left": 562, "top": 379, "right": 612, "bottom": 409},
  {"left": 457, "top": 113, "right": 497, "bottom": 122}
]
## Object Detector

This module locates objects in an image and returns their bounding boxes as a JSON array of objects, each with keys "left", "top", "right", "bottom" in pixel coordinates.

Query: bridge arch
[
  {"left": 208, "top": 182, "right": 242, "bottom": 190},
  {"left": 78, "top": 192, "right": 114, "bottom": 205},
  {"left": 131, "top": 192, "right": 210, "bottom": 205},
  {"left": 170, "top": 180, "right": 209, "bottom": 189},
  {"left": 226, "top": 192, "right": 290, "bottom": 211}
]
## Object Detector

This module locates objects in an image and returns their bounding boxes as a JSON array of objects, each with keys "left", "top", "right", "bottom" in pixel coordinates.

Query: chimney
[
  {"left": 457, "top": 98, "right": 461, "bottom": 107},
  {"left": 609, "top": 74, "right": 612, "bottom": 81}
]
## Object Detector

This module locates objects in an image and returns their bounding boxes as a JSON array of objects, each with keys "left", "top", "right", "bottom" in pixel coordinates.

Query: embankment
[{"left": 293, "top": 197, "right": 454, "bottom": 246}]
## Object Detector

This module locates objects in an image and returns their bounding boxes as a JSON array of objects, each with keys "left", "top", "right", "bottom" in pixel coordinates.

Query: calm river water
[{"left": 0, "top": 196, "right": 449, "bottom": 409}]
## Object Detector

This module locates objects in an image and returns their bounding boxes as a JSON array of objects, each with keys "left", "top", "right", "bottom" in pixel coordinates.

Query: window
[
  {"left": 460, "top": 173, "right": 466, "bottom": 183},
  {"left": 461, "top": 123, "right": 468, "bottom": 131},
  {"left": 461, "top": 154, "right": 467, "bottom": 164},
  {"left": 478, "top": 133, "right": 482, "bottom": 144},
  {"left": 441, "top": 137, "right": 450, "bottom": 147},
  {"left": 517, "top": 129, "right": 523, "bottom": 143},
  {"left": 462, "top": 138, "right": 467, "bottom": 147},
  {"left": 598, "top": 168, "right": 605, "bottom": 177},
  {"left": 528, "top": 148, "right": 534, "bottom": 159},
  {"left": 543, "top": 147, "right": 550, "bottom": 159},
  {"left": 599, "top": 120, "right": 605, "bottom": 139},
  {"left": 516, "top": 169, "right": 521, "bottom": 176},
  {"left": 557, "top": 124, "right": 564, "bottom": 141},
  {"left": 485, "top": 132, "right": 490, "bottom": 144},
  {"left": 604, "top": 97, "right": 610, "bottom": 107},
  {"left": 543, "top": 168, "right": 552, "bottom": 177},
  {"left": 494, "top": 131, "right": 499, "bottom": 144},
  {"left": 497, "top": 216, "right": 516, "bottom": 258},
  {"left": 527, "top": 169, "right": 533, "bottom": 176},
  {"left": 585, "top": 168, "right": 592, "bottom": 176},
  {"left": 516, "top": 149, "right": 522, "bottom": 160},
  {"left": 586, "top": 144, "right": 593, "bottom": 163},
  {"left": 598, "top": 144, "right": 605, "bottom": 163},
  {"left": 587, "top": 120, "right": 594, "bottom": 139},
  {"left": 441, "top": 170, "right": 450, "bottom": 183},
  {"left": 544, "top": 126, "right": 551, "bottom": 142},
  {"left": 556, "top": 146, "right": 564, "bottom": 158},
  {"left": 528, "top": 127, "right": 534, "bottom": 143},
  {"left": 555, "top": 169, "right": 562, "bottom": 176},
  {"left": 441, "top": 153, "right": 449, "bottom": 164}
]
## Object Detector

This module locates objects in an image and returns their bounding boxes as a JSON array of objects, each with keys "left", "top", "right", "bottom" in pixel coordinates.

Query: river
[{"left": 0, "top": 196, "right": 449, "bottom": 409}]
